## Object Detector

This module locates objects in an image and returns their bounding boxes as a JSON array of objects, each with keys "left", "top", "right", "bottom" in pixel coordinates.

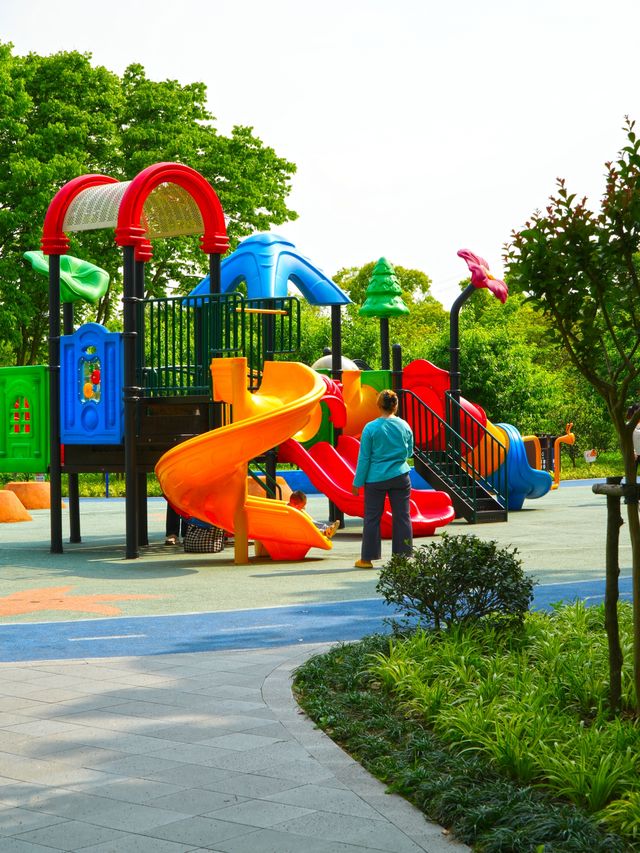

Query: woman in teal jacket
[{"left": 352, "top": 389, "right": 414, "bottom": 569}]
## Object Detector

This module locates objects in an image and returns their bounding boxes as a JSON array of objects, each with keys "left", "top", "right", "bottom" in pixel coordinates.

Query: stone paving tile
[
  {"left": 4, "top": 719, "right": 86, "bottom": 738},
  {"left": 81, "top": 836, "right": 192, "bottom": 853},
  {"left": 213, "top": 827, "right": 411, "bottom": 853},
  {"left": 143, "top": 741, "right": 252, "bottom": 768},
  {"left": 84, "top": 753, "right": 187, "bottom": 779},
  {"left": 0, "top": 806, "right": 66, "bottom": 836},
  {"left": 204, "top": 798, "right": 315, "bottom": 828},
  {"left": 140, "top": 721, "right": 237, "bottom": 743},
  {"left": 5, "top": 789, "right": 122, "bottom": 822},
  {"left": 0, "top": 697, "right": 51, "bottom": 714},
  {"left": 98, "top": 699, "right": 201, "bottom": 718},
  {"left": 258, "top": 756, "right": 344, "bottom": 785},
  {"left": 198, "top": 771, "right": 303, "bottom": 800},
  {"left": 73, "top": 776, "right": 187, "bottom": 804},
  {"left": 148, "top": 787, "right": 248, "bottom": 815},
  {"left": 263, "top": 782, "right": 384, "bottom": 819},
  {"left": 0, "top": 837, "right": 62, "bottom": 852},
  {"left": 165, "top": 739, "right": 310, "bottom": 774},
  {"left": 13, "top": 819, "right": 124, "bottom": 850},
  {"left": 146, "top": 814, "right": 256, "bottom": 847},
  {"left": 24, "top": 743, "right": 128, "bottom": 767},
  {"left": 275, "top": 811, "right": 429, "bottom": 853},
  {"left": 198, "top": 731, "right": 284, "bottom": 751},
  {"left": 0, "top": 713, "right": 37, "bottom": 728},
  {"left": 0, "top": 782, "right": 53, "bottom": 809},
  {"left": 0, "top": 754, "right": 115, "bottom": 788},
  {"left": 71, "top": 800, "right": 189, "bottom": 833},
  {"left": 146, "top": 763, "right": 237, "bottom": 789}
]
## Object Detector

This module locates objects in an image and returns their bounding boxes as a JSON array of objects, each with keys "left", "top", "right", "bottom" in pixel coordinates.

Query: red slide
[{"left": 278, "top": 435, "right": 455, "bottom": 537}]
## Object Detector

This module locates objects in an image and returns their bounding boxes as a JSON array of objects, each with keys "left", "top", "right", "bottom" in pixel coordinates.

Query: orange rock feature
[
  {"left": 5, "top": 481, "right": 52, "bottom": 509},
  {"left": 0, "top": 490, "right": 32, "bottom": 523}
]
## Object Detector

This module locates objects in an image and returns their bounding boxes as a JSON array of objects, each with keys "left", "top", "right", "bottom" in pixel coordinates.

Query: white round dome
[{"left": 311, "top": 354, "right": 359, "bottom": 371}]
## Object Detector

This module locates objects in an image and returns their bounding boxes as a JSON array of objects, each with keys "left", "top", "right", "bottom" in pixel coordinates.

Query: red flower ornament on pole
[
  {"left": 457, "top": 249, "right": 508, "bottom": 304},
  {"left": 449, "top": 249, "right": 508, "bottom": 412}
]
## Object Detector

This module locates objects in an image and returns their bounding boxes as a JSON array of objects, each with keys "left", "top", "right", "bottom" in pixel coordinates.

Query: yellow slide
[{"left": 155, "top": 357, "right": 332, "bottom": 563}]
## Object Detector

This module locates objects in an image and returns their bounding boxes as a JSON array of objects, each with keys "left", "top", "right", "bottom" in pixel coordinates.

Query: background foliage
[{"left": 0, "top": 44, "right": 297, "bottom": 365}]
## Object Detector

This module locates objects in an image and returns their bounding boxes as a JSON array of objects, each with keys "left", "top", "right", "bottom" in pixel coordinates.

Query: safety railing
[
  {"left": 399, "top": 389, "right": 508, "bottom": 518},
  {"left": 444, "top": 392, "right": 508, "bottom": 508},
  {"left": 400, "top": 389, "right": 479, "bottom": 507},
  {"left": 242, "top": 297, "right": 301, "bottom": 390},
  {"left": 138, "top": 293, "right": 300, "bottom": 395}
]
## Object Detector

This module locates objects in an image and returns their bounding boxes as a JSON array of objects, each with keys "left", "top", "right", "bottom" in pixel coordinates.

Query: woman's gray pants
[{"left": 361, "top": 473, "right": 413, "bottom": 561}]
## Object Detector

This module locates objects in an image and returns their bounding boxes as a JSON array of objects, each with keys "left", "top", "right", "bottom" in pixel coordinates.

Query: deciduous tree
[
  {"left": 506, "top": 118, "right": 640, "bottom": 713},
  {"left": 0, "top": 46, "right": 297, "bottom": 365}
]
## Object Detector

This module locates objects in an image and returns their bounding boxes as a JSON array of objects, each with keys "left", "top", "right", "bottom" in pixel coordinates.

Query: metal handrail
[
  {"left": 444, "top": 391, "right": 508, "bottom": 509},
  {"left": 400, "top": 389, "right": 508, "bottom": 515},
  {"left": 400, "top": 389, "right": 478, "bottom": 508}
]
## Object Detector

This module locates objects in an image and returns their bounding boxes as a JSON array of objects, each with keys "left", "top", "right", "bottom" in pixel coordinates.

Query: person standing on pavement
[{"left": 351, "top": 389, "right": 414, "bottom": 569}]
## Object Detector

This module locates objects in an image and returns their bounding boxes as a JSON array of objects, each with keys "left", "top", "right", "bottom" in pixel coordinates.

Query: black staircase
[{"left": 399, "top": 389, "right": 508, "bottom": 523}]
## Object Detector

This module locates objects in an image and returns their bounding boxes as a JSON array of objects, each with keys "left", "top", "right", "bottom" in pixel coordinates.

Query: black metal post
[
  {"left": 209, "top": 254, "right": 224, "bottom": 429},
  {"left": 392, "top": 343, "right": 403, "bottom": 414},
  {"left": 448, "top": 283, "right": 475, "bottom": 463},
  {"left": 63, "top": 302, "right": 81, "bottom": 543},
  {"left": 209, "top": 254, "right": 221, "bottom": 294},
  {"left": 134, "top": 259, "right": 149, "bottom": 547},
  {"left": 48, "top": 255, "right": 63, "bottom": 553},
  {"left": 122, "top": 245, "right": 139, "bottom": 559},
  {"left": 328, "top": 304, "right": 344, "bottom": 528},
  {"left": 449, "top": 283, "right": 475, "bottom": 406},
  {"left": 330, "top": 305, "right": 342, "bottom": 382},
  {"left": 380, "top": 318, "right": 390, "bottom": 371}
]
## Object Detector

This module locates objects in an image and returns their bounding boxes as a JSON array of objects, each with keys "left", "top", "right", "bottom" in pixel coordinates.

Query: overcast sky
[{"left": 3, "top": 0, "right": 640, "bottom": 307}]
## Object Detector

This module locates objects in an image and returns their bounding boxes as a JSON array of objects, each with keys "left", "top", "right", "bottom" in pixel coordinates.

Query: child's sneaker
[{"left": 325, "top": 521, "right": 340, "bottom": 539}]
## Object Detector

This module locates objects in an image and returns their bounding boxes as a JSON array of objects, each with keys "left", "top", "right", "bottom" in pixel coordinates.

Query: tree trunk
[
  {"left": 626, "top": 465, "right": 640, "bottom": 716},
  {"left": 619, "top": 418, "right": 640, "bottom": 717},
  {"left": 604, "top": 478, "right": 623, "bottom": 715}
]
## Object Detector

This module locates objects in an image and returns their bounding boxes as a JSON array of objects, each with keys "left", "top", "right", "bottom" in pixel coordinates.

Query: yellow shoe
[
  {"left": 354, "top": 559, "right": 374, "bottom": 569},
  {"left": 325, "top": 521, "right": 340, "bottom": 539}
]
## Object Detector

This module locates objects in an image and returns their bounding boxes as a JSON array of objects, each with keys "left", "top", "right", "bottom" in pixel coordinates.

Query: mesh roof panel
[
  {"left": 63, "top": 182, "right": 132, "bottom": 232},
  {"left": 62, "top": 180, "right": 205, "bottom": 238},
  {"left": 142, "top": 183, "right": 204, "bottom": 238}
]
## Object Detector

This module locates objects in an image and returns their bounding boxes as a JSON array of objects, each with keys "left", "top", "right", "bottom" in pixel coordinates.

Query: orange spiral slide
[{"left": 155, "top": 357, "right": 332, "bottom": 563}]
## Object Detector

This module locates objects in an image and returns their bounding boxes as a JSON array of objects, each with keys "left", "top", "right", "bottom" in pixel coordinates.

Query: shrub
[{"left": 376, "top": 533, "right": 535, "bottom": 630}]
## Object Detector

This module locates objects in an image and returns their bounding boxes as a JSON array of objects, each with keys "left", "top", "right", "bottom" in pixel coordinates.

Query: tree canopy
[
  {"left": 505, "top": 117, "right": 640, "bottom": 713},
  {"left": 0, "top": 45, "right": 297, "bottom": 365}
]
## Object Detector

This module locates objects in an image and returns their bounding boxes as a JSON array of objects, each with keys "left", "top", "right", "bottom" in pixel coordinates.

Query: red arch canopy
[{"left": 41, "top": 162, "right": 228, "bottom": 257}]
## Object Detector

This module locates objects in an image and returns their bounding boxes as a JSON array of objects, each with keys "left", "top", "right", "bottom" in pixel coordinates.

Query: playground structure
[{"left": 0, "top": 161, "right": 569, "bottom": 558}]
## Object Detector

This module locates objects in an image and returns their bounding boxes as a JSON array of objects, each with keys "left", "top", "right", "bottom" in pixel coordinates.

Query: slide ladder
[{"left": 400, "top": 389, "right": 508, "bottom": 523}]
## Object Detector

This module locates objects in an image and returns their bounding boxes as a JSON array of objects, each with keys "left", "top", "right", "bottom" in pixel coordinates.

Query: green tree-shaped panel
[{"left": 359, "top": 257, "right": 409, "bottom": 318}]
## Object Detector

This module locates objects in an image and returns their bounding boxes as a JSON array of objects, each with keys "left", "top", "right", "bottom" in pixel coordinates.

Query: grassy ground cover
[
  {"left": 294, "top": 602, "right": 640, "bottom": 851},
  {"left": 559, "top": 450, "right": 624, "bottom": 481}
]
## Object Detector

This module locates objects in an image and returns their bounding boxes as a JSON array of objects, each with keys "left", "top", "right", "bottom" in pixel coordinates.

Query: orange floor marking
[{"left": 0, "top": 586, "right": 161, "bottom": 617}]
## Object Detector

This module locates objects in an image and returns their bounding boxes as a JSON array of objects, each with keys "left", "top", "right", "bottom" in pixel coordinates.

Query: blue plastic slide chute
[
  {"left": 189, "top": 233, "right": 351, "bottom": 306},
  {"left": 497, "top": 422, "right": 553, "bottom": 510}
]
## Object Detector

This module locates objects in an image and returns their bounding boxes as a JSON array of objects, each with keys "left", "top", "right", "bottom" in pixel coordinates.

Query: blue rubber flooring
[{"left": 0, "top": 576, "right": 632, "bottom": 663}]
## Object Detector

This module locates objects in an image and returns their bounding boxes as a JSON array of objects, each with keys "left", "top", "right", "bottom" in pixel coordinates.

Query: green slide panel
[
  {"left": 360, "top": 369, "right": 393, "bottom": 394},
  {"left": 0, "top": 365, "right": 50, "bottom": 474}
]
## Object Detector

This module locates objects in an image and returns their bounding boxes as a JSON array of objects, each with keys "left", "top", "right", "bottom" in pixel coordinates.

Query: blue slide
[{"left": 498, "top": 422, "right": 553, "bottom": 510}]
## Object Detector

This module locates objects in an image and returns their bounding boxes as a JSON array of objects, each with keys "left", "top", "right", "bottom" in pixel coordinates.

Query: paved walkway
[{"left": 0, "top": 645, "right": 469, "bottom": 852}]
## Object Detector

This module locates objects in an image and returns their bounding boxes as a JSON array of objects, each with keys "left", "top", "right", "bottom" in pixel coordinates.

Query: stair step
[{"left": 475, "top": 510, "right": 509, "bottom": 523}]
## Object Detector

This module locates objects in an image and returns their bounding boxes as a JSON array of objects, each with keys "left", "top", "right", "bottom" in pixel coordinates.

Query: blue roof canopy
[{"left": 189, "top": 233, "right": 351, "bottom": 306}]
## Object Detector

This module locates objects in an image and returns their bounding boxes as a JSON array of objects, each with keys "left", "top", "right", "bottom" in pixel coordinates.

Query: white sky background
[{"left": 2, "top": 0, "right": 640, "bottom": 308}]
